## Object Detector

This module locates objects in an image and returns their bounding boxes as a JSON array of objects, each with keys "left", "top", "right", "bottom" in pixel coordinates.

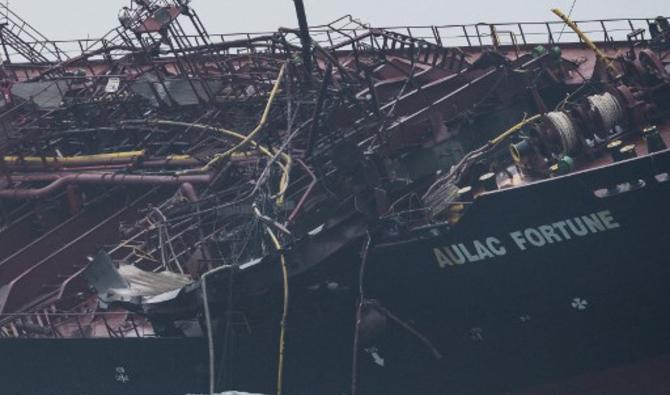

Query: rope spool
[
  {"left": 546, "top": 111, "right": 580, "bottom": 155},
  {"left": 587, "top": 92, "right": 623, "bottom": 134}
]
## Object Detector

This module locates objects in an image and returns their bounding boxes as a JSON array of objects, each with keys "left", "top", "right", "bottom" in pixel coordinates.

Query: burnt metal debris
[{"left": 1, "top": 0, "right": 670, "bottom": 393}]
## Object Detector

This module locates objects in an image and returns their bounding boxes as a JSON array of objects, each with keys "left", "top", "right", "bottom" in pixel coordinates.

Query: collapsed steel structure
[{"left": 0, "top": 0, "right": 668, "bottom": 358}]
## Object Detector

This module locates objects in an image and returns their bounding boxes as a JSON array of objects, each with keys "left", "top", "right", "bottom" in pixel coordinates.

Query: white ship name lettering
[{"left": 433, "top": 210, "right": 621, "bottom": 268}]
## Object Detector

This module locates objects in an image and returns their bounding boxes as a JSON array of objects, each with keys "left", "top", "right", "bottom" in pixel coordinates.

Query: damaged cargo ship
[{"left": 1, "top": 1, "right": 670, "bottom": 394}]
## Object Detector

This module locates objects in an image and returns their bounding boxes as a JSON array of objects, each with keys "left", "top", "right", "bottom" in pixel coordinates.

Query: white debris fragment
[
  {"left": 105, "top": 77, "right": 121, "bottom": 93},
  {"left": 308, "top": 224, "right": 325, "bottom": 236},
  {"left": 365, "top": 347, "right": 385, "bottom": 367},
  {"left": 571, "top": 297, "right": 589, "bottom": 311}
]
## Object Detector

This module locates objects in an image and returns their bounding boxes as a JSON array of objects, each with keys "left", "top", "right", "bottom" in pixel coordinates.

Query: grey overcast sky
[{"left": 5, "top": 0, "right": 667, "bottom": 40}]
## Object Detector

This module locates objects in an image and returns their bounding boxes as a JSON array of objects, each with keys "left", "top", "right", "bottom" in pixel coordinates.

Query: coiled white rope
[
  {"left": 588, "top": 92, "right": 623, "bottom": 134},
  {"left": 546, "top": 111, "right": 580, "bottom": 155}
]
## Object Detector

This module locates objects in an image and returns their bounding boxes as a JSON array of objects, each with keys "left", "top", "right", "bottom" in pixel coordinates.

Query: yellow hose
[
  {"left": 144, "top": 119, "right": 292, "bottom": 201},
  {"left": 266, "top": 227, "right": 290, "bottom": 395},
  {"left": 276, "top": 154, "right": 292, "bottom": 206},
  {"left": 551, "top": 8, "right": 617, "bottom": 73},
  {"left": 144, "top": 120, "right": 286, "bottom": 164},
  {"left": 489, "top": 114, "right": 541, "bottom": 145},
  {"left": 143, "top": 64, "right": 293, "bottom": 204},
  {"left": 219, "top": 63, "right": 287, "bottom": 159}
]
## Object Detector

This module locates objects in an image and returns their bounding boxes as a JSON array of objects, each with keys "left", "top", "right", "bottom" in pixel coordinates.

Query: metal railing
[
  {"left": 0, "top": 310, "right": 155, "bottom": 339},
  {"left": 0, "top": 16, "right": 664, "bottom": 64},
  {"left": 0, "top": 2, "right": 70, "bottom": 62},
  {"left": 0, "top": 0, "right": 6, "bottom": 26},
  {"left": 198, "top": 16, "right": 662, "bottom": 50}
]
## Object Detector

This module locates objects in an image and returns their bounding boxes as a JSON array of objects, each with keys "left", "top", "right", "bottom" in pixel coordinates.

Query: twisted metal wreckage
[{"left": 1, "top": 0, "right": 670, "bottom": 393}]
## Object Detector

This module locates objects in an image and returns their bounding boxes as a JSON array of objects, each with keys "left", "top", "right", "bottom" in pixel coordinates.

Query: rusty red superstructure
[{"left": 1, "top": 1, "right": 670, "bottom": 394}]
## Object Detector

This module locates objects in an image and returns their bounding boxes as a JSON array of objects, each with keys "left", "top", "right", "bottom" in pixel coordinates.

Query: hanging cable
[
  {"left": 489, "top": 114, "right": 542, "bottom": 146},
  {"left": 201, "top": 263, "right": 234, "bottom": 395},
  {"left": 265, "top": 226, "right": 290, "bottom": 395},
  {"left": 557, "top": 0, "right": 578, "bottom": 42},
  {"left": 552, "top": 8, "right": 617, "bottom": 74},
  {"left": 351, "top": 232, "right": 372, "bottom": 395},
  {"left": 350, "top": 233, "right": 442, "bottom": 395}
]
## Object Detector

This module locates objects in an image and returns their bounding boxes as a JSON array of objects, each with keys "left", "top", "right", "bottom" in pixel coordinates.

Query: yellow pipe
[
  {"left": 2, "top": 150, "right": 145, "bottom": 166},
  {"left": 1, "top": 152, "right": 263, "bottom": 167},
  {"left": 551, "top": 8, "right": 617, "bottom": 73},
  {"left": 165, "top": 154, "right": 193, "bottom": 161}
]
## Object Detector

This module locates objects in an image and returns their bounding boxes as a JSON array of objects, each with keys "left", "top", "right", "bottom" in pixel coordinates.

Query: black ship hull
[
  {"left": 358, "top": 150, "right": 670, "bottom": 393},
  {"left": 0, "top": 338, "right": 210, "bottom": 395},
  {"left": 2, "top": 151, "right": 670, "bottom": 395}
]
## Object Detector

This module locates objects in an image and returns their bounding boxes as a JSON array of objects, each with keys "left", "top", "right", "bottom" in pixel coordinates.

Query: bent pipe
[
  {"left": 0, "top": 172, "right": 211, "bottom": 200},
  {"left": 180, "top": 182, "right": 199, "bottom": 203}
]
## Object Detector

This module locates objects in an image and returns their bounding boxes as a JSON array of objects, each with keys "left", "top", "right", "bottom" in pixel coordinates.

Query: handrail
[
  {"left": 0, "top": 16, "right": 665, "bottom": 64},
  {"left": 0, "top": 2, "right": 70, "bottom": 62},
  {"left": 0, "top": 310, "right": 154, "bottom": 339}
]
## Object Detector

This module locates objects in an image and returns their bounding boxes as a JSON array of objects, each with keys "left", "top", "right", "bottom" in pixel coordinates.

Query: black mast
[{"left": 293, "top": 0, "right": 312, "bottom": 75}]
